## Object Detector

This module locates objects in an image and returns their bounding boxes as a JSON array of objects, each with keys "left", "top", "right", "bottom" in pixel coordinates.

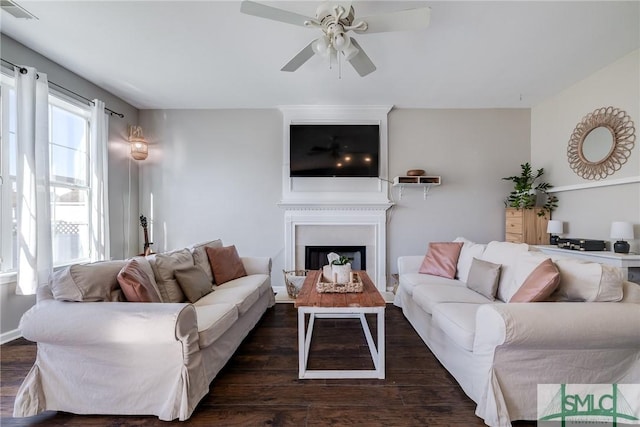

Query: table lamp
[
  {"left": 610, "top": 221, "right": 634, "bottom": 254},
  {"left": 546, "top": 220, "right": 563, "bottom": 245}
]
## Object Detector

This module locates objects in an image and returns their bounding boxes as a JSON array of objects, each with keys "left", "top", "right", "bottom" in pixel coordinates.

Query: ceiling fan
[{"left": 240, "top": 1, "right": 431, "bottom": 77}]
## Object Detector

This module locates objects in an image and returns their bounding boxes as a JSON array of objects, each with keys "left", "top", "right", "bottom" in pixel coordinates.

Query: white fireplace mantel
[{"left": 283, "top": 206, "right": 391, "bottom": 292}]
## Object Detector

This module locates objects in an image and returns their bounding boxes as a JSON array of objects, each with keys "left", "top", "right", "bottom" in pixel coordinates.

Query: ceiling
[{"left": 1, "top": 1, "right": 638, "bottom": 110}]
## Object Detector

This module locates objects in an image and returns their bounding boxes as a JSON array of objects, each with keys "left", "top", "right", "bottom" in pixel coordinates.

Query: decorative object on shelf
[
  {"left": 502, "top": 162, "right": 558, "bottom": 218},
  {"left": 139, "top": 214, "right": 153, "bottom": 256},
  {"left": 129, "top": 125, "right": 149, "bottom": 160},
  {"left": 283, "top": 269, "right": 309, "bottom": 299},
  {"left": 546, "top": 220, "right": 564, "bottom": 245},
  {"left": 406, "top": 169, "right": 425, "bottom": 176},
  {"left": 610, "top": 221, "right": 634, "bottom": 254},
  {"left": 557, "top": 238, "right": 606, "bottom": 251},
  {"left": 328, "top": 253, "right": 352, "bottom": 284},
  {"left": 567, "top": 106, "right": 635, "bottom": 180}
]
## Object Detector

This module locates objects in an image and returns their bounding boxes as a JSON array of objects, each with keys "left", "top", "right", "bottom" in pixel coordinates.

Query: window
[
  {"left": 0, "top": 73, "right": 96, "bottom": 273},
  {"left": 49, "top": 96, "right": 92, "bottom": 265},
  {"left": 0, "top": 74, "right": 17, "bottom": 272}
]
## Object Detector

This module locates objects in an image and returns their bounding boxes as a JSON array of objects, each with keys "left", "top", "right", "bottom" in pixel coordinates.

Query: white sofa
[
  {"left": 394, "top": 239, "right": 640, "bottom": 427},
  {"left": 13, "top": 240, "right": 275, "bottom": 421}
]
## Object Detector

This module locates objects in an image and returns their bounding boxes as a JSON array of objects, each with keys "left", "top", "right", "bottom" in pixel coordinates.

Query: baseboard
[{"left": 1, "top": 328, "right": 22, "bottom": 344}]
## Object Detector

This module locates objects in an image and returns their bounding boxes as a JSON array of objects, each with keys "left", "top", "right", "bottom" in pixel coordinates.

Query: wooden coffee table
[{"left": 294, "top": 270, "right": 386, "bottom": 379}]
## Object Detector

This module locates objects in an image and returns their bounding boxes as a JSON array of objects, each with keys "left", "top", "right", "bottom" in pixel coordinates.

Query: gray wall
[
  {"left": 531, "top": 49, "right": 640, "bottom": 252},
  {"left": 387, "top": 109, "right": 531, "bottom": 267},
  {"left": 0, "top": 35, "right": 140, "bottom": 339},
  {"left": 140, "top": 108, "right": 531, "bottom": 288}
]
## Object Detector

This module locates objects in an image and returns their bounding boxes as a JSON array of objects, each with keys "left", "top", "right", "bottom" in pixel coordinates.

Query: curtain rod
[{"left": 1, "top": 58, "right": 125, "bottom": 118}]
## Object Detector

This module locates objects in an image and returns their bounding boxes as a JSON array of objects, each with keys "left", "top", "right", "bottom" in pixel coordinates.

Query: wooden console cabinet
[{"left": 505, "top": 208, "right": 549, "bottom": 245}]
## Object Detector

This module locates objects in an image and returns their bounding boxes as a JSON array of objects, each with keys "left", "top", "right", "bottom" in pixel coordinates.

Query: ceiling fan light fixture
[
  {"left": 312, "top": 36, "right": 330, "bottom": 56},
  {"left": 333, "top": 32, "right": 350, "bottom": 51}
]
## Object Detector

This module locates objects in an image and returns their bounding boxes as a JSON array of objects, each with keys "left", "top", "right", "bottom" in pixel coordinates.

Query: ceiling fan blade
[
  {"left": 240, "top": 1, "right": 314, "bottom": 27},
  {"left": 281, "top": 42, "right": 315, "bottom": 72},
  {"left": 347, "top": 38, "right": 376, "bottom": 77},
  {"left": 356, "top": 7, "right": 431, "bottom": 34}
]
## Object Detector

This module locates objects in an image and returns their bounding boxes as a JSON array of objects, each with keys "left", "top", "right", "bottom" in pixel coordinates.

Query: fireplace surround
[{"left": 278, "top": 106, "right": 393, "bottom": 293}]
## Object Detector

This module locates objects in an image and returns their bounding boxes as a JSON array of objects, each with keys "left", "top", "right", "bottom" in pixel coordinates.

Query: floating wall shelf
[{"left": 392, "top": 176, "right": 442, "bottom": 200}]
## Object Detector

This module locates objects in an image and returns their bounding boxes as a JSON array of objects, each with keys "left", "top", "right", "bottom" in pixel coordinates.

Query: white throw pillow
[
  {"left": 552, "top": 258, "right": 624, "bottom": 302},
  {"left": 480, "top": 241, "right": 529, "bottom": 302},
  {"left": 453, "top": 237, "right": 486, "bottom": 283},
  {"left": 150, "top": 248, "right": 194, "bottom": 303}
]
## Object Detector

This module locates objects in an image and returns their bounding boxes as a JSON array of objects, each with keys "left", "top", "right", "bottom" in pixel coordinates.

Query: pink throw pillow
[
  {"left": 510, "top": 258, "right": 560, "bottom": 302},
  {"left": 117, "top": 259, "right": 161, "bottom": 302},
  {"left": 206, "top": 245, "right": 247, "bottom": 285},
  {"left": 419, "top": 242, "right": 463, "bottom": 279}
]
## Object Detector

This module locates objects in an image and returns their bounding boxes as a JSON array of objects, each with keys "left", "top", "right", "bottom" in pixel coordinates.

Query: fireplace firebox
[{"left": 305, "top": 245, "right": 366, "bottom": 271}]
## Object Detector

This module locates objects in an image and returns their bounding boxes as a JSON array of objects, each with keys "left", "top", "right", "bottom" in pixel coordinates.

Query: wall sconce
[
  {"left": 610, "top": 221, "right": 634, "bottom": 254},
  {"left": 546, "top": 220, "right": 564, "bottom": 245},
  {"left": 129, "top": 125, "right": 148, "bottom": 160}
]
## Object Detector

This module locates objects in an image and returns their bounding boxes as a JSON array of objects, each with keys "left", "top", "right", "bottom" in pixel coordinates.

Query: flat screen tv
[{"left": 289, "top": 124, "right": 380, "bottom": 177}]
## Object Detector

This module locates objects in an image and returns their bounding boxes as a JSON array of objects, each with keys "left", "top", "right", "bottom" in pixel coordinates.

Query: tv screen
[{"left": 289, "top": 124, "right": 380, "bottom": 177}]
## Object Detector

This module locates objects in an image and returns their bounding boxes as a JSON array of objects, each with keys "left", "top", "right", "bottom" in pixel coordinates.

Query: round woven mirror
[{"left": 567, "top": 106, "right": 635, "bottom": 180}]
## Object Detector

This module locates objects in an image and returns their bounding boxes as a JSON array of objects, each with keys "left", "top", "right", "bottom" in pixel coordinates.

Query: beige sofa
[
  {"left": 13, "top": 240, "right": 275, "bottom": 421},
  {"left": 394, "top": 239, "right": 640, "bottom": 427}
]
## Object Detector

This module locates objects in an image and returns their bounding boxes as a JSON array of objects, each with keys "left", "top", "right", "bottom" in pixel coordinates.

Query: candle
[
  {"left": 349, "top": 272, "right": 354, "bottom": 283},
  {"left": 333, "top": 272, "right": 338, "bottom": 284}
]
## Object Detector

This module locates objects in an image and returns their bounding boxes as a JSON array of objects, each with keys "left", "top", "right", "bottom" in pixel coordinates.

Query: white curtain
[
  {"left": 15, "top": 66, "right": 52, "bottom": 295},
  {"left": 89, "top": 99, "right": 110, "bottom": 261}
]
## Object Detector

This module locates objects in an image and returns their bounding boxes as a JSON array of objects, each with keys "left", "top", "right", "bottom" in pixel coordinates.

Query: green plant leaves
[{"left": 502, "top": 162, "right": 557, "bottom": 217}]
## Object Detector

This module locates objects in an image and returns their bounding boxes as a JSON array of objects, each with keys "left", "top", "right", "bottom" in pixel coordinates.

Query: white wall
[
  {"left": 531, "top": 49, "right": 640, "bottom": 252},
  {"left": 0, "top": 36, "right": 140, "bottom": 340},
  {"left": 140, "top": 108, "right": 531, "bottom": 287}
]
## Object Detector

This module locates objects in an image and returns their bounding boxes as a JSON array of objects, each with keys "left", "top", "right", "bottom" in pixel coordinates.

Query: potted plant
[
  {"left": 331, "top": 255, "right": 352, "bottom": 284},
  {"left": 502, "top": 162, "right": 558, "bottom": 217}
]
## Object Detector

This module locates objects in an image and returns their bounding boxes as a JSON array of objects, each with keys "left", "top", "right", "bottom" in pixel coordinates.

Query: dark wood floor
[{"left": 1, "top": 303, "right": 535, "bottom": 426}]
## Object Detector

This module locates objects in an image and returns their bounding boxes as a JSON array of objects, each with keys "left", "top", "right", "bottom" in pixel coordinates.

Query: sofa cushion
[
  {"left": 190, "top": 239, "right": 223, "bottom": 283},
  {"left": 206, "top": 245, "right": 247, "bottom": 285},
  {"left": 117, "top": 259, "right": 162, "bottom": 302},
  {"left": 466, "top": 258, "right": 501, "bottom": 301},
  {"left": 399, "top": 273, "right": 464, "bottom": 296},
  {"left": 432, "top": 303, "right": 481, "bottom": 351},
  {"left": 149, "top": 248, "right": 193, "bottom": 303},
  {"left": 218, "top": 273, "right": 272, "bottom": 297},
  {"left": 453, "top": 237, "right": 487, "bottom": 282},
  {"left": 131, "top": 256, "right": 163, "bottom": 302},
  {"left": 418, "top": 242, "right": 463, "bottom": 279},
  {"left": 412, "top": 283, "right": 493, "bottom": 315},
  {"left": 552, "top": 258, "right": 624, "bottom": 302},
  {"left": 194, "top": 303, "right": 238, "bottom": 348},
  {"left": 510, "top": 258, "right": 560, "bottom": 302},
  {"left": 480, "top": 241, "right": 529, "bottom": 302},
  {"left": 175, "top": 265, "right": 214, "bottom": 303},
  {"left": 194, "top": 284, "right": 260, "bottom": 316},
  {"left": 49, "top": 260, "right": 126, "bottom": 302}
]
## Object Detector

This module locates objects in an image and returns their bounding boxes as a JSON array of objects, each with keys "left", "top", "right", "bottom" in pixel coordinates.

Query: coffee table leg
[
  {"left": 298, "top": 309, "right": 306, "bottom": 378},
  {"left": 377, "top": 308, "right": 385, "bottom": 379}
]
